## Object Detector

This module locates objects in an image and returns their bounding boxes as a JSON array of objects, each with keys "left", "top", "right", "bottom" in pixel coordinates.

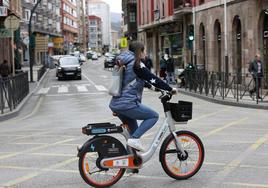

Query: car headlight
[
  {"left": 58, "top": 67, "right": 62, "bottom": 70},
  {"left": 77, "top": 66, "right": 81, "bottom": 71}
]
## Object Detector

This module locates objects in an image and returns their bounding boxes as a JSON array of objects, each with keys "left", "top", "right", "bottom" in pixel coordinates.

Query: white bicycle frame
[{"left": 120, "top": 110, "right": 187, "bottom": 164}]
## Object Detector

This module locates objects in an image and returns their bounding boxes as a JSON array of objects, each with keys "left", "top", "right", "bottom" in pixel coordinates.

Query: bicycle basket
[{"left": 168, "top": 101, "right": 192, "bottom": 122}]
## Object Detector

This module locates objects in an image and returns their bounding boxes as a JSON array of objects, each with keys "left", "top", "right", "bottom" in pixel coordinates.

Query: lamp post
[
  {"left": 28, "top": 0, "right": 42, "bottom": 82},
  {"left": 192, "top": 0, "right": 196, "bottom": 66},
  {"left": 223, "top": 0, "right": 228, "bottom": 96}
]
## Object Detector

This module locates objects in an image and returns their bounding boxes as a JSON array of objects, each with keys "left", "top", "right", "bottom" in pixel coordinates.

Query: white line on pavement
[
  {"left": 36, "top": 88, "right": 50, "bottom": 94},
  {"left": 58, "top": 86, "right": 68, "bottom": 93},
  {"left": 76, "top": 85, "right": 88, "bottom": 92},
  {"left": 96, "top": 85, "right": 107, "bottom": 91}
]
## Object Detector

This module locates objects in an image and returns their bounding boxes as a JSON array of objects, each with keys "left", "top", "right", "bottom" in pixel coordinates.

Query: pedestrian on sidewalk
[
  {"left": 160, "top": 54, "right": 167, "bottom": 81},
  {"left": 248, "top": 53, "right": 263, "bottom": 99},
  {"left": 166, "top": 54, "right": 176, "bottom": 84},
  {"left": 0, "top": 60, "right": 11, "bottom": 78}
]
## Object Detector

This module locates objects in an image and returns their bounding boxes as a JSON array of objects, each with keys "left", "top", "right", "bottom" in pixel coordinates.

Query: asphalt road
[{"left": 0, "top": 57, "right": 267, "bottom": 188}]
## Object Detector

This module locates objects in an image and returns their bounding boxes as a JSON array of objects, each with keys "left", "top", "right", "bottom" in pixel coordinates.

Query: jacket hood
[{"left": 117, "top": 50, "right": 135, "bottom": 65}]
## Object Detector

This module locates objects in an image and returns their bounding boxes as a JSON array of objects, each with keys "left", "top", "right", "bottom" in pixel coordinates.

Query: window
[
  {"left": 162, "top": 3, "right": 165, "bottom": 17},
  {"left": 129, "top": 12, "right": 136, "bottom": 22},
  {"left": 24, "top": 9, "right": 31, "bottom": 21}
]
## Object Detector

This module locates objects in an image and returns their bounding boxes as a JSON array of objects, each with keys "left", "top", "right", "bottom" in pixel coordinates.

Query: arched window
[
  {"left": 214, "top": 20, "right": 222, "bottom": 76},
  {"left": 199, "top": 23, "right": 206, "bottom": 70}
]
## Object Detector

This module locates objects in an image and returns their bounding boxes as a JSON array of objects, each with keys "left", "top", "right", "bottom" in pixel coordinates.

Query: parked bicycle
[{"left": 77, "top": 90, "right": 205, "bottom": 187}]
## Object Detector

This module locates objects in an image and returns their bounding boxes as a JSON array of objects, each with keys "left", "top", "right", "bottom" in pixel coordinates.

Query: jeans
[
  {"left": 114, "top": 104, "right": 159, "bottom": 138},
  {"left": 166, "top": 72, "right": 175, "bottom": 84}
]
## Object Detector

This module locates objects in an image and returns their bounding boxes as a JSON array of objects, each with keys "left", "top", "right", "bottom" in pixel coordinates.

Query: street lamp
[{"left": 28, "top": 0, "right": 42, "bottom": 82}]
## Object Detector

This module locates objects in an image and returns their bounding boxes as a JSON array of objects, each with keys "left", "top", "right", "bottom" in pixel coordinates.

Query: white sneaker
[{"left": 127, "top": 138, "right": 145, "bottom": 152}]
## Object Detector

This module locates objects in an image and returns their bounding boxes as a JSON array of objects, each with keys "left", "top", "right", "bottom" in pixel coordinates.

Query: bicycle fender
[{"left": 77, "top": 135, "right": 126, "bottom": 158}]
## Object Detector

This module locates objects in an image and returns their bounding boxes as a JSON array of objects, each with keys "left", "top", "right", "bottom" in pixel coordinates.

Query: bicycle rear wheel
[
  {"left": 78, "top": 136, "right": 127, "bottom": 187},
  {"left": 159, "top": 130, "right": 204, "bottom": 180}
]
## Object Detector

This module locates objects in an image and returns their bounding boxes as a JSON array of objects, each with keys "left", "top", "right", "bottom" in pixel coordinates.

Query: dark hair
[{"left": 129, "top": 41, "right": 145, "bottom": 68}]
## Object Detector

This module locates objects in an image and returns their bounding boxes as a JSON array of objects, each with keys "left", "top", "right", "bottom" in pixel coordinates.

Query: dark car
[
  {"left": 104, "top": 54, "right": 116, "bottom": 68},
  {"left": 56, "top": 56, "right": 82, "bottom": 80}
]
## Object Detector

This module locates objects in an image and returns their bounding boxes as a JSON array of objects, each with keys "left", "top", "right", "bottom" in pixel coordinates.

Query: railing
[
  {"left": 0, "top": 72, "right": 29, "bottom": 114},
  {"left": 183, "top": 70, "right": 268, "bottom": 104},
  {"left": 37, "top": 65, "right": 47, "bottom": 81}
]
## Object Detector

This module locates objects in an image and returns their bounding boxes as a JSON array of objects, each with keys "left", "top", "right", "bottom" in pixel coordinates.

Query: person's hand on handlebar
[{"left": 170, "top": 87, "right": 177, "bottom": 95}]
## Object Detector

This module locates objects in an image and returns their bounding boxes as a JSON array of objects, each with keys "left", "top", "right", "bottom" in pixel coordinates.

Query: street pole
[
  {"left": 223, "top": 0, "right": 228, "bottom": 98},
  {"left": 28, "top": 0, "right": 42, "bottom": 82},
  {"left": 192, "top": 0, "right": 196, "bottom": 66}
]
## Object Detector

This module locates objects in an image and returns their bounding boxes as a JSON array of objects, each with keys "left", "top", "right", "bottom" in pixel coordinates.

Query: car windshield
[{"left": 59, "top": 57, "right": 79, "bottom": 66}]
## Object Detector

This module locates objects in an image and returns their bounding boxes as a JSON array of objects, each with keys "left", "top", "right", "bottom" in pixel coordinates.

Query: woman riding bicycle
[{"left": 109, "top": 41, "right": 176, "bottom": 151}]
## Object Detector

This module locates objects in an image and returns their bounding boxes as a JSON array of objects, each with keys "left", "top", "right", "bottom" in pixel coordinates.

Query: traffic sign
[
  {"left": 120, "top": 37, "right": 128, "bottom": 48},
  {"left": 4, "top": 15, "right": 20, "bottom": 31}
]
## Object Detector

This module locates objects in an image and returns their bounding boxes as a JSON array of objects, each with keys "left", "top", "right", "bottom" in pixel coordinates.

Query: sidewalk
[
  {"left": 0, "top": 65, "right": 49, "bottom": 122},
  {"left": 178, "top": 87, "right": 268, "bottom": 110}
]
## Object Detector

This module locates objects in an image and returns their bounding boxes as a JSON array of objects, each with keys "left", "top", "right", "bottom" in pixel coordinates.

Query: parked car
[
  {"left": 86, "top": 51, "right": 94, "bottom": 59},
  {"left": 104, "top": 54, "right": 116, "bottom": 68},
  {"left": 56, "top": 56, "right": 82, "bottom": 80},
  {"left": 79, "top": 54, "right": 86, "bottom": 62},
  {"left": 92, "top": 53, "right": 98, "bottom": 60}
]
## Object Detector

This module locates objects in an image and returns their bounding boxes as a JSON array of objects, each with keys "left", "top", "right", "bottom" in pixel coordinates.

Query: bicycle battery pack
[{"left": 82, "top": 123, "right": 123, "bottom": 135}]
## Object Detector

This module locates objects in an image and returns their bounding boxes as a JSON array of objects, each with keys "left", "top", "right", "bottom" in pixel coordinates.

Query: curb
[
  {"left": 178, "top": 89, "right": 268, "bottom": 110},
  {"left": 0, "top": 69, "right": 50, "bottom": 122}
]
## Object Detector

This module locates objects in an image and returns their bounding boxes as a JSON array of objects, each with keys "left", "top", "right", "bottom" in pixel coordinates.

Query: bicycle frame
[{"left": 101, "top": 109, "right": 187, "bottom": 169}]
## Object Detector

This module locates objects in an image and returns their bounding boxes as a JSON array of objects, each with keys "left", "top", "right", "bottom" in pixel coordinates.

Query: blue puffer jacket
[{"left": 109, "top": 50, "right": 145, "bottom": 111}]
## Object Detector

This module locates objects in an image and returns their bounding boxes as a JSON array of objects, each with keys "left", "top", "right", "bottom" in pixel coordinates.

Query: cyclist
[{"left": 109, "top": 41, "right": 176, "bottom": 151}]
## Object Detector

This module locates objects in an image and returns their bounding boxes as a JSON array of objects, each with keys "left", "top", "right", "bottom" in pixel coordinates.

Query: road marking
[
  {"left": 0, "top": 138, "right": 76, "bottom": 160},
  {"left": 46, "top": 92, "right": 106, "bottom": 97},
  {"left": 225, "top": 182, "right": 268, "bottom": 188},
  {"left": 208, "top": 133, "right": 268, "bottom": 184},
  {"left": 58, "top": 85, "right": 68, "bottom": 93},
  {"left": 76, "top": 85, "right": 88, "bottom": 92},
  {"left": 191, "top": 107, "right": 230, "bottom": 123},
  {"left": 82, "top": 73, "right": 108, "bottom": 92},
  {"left": 0, "top": 157, "right": 77, "bottom": 187},
  {"left": 36, "top": 87, "right": 50, "bottom": 94},
  {"left": 204, "top": 117, "right": 248, "bottom": 137},
  {"left": 96, "top": 85, "right": 107, "bottom": 91}
]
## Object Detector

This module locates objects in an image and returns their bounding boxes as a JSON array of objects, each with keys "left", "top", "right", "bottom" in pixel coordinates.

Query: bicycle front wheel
[{"left": 159, "top": 130, "right": 204, "bottom": 180}]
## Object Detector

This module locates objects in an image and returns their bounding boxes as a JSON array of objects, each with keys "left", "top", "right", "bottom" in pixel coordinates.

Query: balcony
[{"left": 174, "top": 0, "right": 192, "bottom": 16}]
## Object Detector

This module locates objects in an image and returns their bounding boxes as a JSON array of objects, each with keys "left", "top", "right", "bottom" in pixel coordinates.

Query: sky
[{"left": 102, "top": 0, "right": 122, "bottom": 13}]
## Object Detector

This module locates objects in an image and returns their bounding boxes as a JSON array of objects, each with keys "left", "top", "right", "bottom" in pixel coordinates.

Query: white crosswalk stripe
[
  {"left": 58, "top": 86, "right": 68, "bottom": 93},
  {"left": 76, "top": 85, "right": 88, "bottom": 92},
  {"left": 37, "top": 84, "right": 107, "bottom": 95},
  {"left": 36, "top": 88, "right": 50, "bottom": 94},
  {"left": 95, "top": 85, "right": 107, "bottom": 91}
]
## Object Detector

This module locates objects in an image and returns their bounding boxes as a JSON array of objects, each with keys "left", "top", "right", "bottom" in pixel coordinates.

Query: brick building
[{"left": 137, "top": 0, "right": 268, "bottom": 85}]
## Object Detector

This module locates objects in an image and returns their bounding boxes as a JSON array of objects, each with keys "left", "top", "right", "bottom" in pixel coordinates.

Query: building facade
[
  {"left": 122, "top": 0, "right": 138, "bottom": 40},
  {"left": 138, "top": 0, "right": 187, "bottom": 74},
  {"left": 21, "top": 0, "right": 62, "bottom": 65},
  {"left": 88, "top": 15, "right": 102, "bottom": 51},
  {"left": 0, "top": 0, "right": 21, "bottom": 70},
  {"left": 62, "top": 0, "right": 79, "bottom": 54},
  {"left": 137, "top": 0, "right": 268, "bottom": 86},
  {"left": 111, "top": 29, "right": 119, "bottom": 49},
  {"left": 87, "top": 0, "right": 111, "bottom": 47}
]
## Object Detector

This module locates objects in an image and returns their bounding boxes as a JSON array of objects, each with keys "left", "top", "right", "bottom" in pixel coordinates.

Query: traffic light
[
  {"left": 187, "top": 25, "right": 194, "bottom": 49},
  {"left": 188, "top": 25, "right": 194, "bottom": 41}
]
